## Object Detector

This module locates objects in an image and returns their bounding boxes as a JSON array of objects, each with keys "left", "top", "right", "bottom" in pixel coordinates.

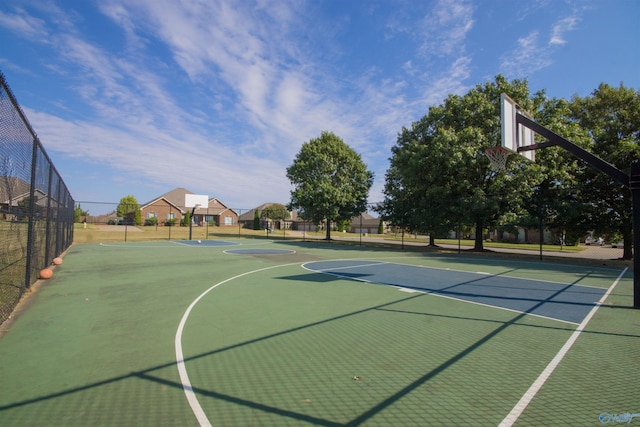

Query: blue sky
[{"left": 1, "top": 0, "right": 638, "bottom": 214}]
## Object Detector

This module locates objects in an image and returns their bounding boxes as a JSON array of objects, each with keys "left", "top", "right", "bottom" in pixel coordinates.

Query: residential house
[
  {"left": 138, "top": 188, "right": 238, "bottom": 227},
  {"left": 238, "top": 203, "right": 300, "bottom": 230},
  {"left": 239, "top": 204, "right": 384, "bottom": 234},
  {"left": 349, "top": 212, "right": 384, "bottom": 234}
]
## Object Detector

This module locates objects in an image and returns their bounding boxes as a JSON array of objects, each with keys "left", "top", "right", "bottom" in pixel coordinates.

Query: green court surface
[{"left": 0, "top": 239, "right": 637, "bottom": 426}]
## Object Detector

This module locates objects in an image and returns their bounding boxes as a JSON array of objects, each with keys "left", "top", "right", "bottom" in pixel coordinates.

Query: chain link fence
[
  {"left": 74, "top": 200, "right": 259, "bottom": 241},
  {"left": 1, "top": 71, "right": 74, "bottom": 324},
  {"left": 74, "top": 196, "right": 629, "bottom": 262},
  {"left": 370, "top": 190, "right": 631, "bottom": 260}
]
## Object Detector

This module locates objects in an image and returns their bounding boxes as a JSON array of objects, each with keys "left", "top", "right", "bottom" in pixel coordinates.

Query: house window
[
  {"left": 147, "top": 212, "right": 157, "bottom": 219},
  {"left": 223, "top": 216, "right": 234, "bottom": 225},
  {"left": 166, "top": 213, "right": 176, "bottom": 220}
]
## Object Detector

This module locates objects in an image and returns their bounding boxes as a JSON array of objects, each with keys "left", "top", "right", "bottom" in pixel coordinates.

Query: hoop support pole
[
  {"left": 517, "top": 114, "right": 629, "bottom": 187},
  {"left": 517, "top": 113, "right": 637, "bottom": 308}
]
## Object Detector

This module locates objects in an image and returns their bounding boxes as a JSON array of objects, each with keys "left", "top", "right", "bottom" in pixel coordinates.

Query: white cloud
[
  {"left": 26, "top": 107, "right": 290, "bottom": 208},
  {"left": 549, "top": 15, "right": 580, "bottom": 45},
  {"left": 0, "top": 9, "right": 48, "bottom": 41},
  {"left": 500, "top": 9, "right": 582, "bottom": 77},
  {"left": 1, "top": 1, "right": 485, "bottom": 209},
  {"left": 500, "top": 31, "right": 552, "bottom": 77},
  {"left": 418, "top": 0, "right": 475, "bottom": 58}
]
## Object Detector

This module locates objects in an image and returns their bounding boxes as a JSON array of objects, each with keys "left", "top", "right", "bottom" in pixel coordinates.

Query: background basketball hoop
[{"left": 484, "top": 146, "right": 510, "bottom": 171}]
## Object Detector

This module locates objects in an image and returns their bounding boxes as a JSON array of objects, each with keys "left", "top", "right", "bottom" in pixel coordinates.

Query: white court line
[
  {"left": 426, "top": 289, "right": 581, "bottom": 325},
  {"left": 301, "top": 260, "right": 389, "bottom": 272},
  {"left": 223, "top": 249, "right": 296, "bottom": 255},
  {"left": 498, "top": 267, "right": 628, "bottom": 427},
  {"left": 304, "top": 260, "right": 603, "bottom": 325},
  {"left": 175, "top": 262, "right": 300, "bottom": 427}
]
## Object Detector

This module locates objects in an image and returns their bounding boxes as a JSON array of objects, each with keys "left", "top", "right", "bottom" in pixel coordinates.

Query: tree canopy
[
  {"left": 378, "top": 75, "right": 544, "bottom": 250},
  {"left": 261, "top": 204, "right": 290, "bottom": 223},
  {"left": 568, "top": 83, "right": 640, "bottom": 259},
  {"left": 117, "top": 195, "right": 141, "bottom": 225},
  {"left": 378, "top": 75, "right": 638, "bottom": 258},
  {"left": 287, "top": 131, "right": 374, "bottom": 240}
]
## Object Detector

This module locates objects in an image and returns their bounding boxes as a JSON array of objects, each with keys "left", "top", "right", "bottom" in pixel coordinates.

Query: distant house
[
  {"left": 138, "top": 188, "right": 238, "bottom": 227},
  {"left": 349, "top": 212, "right": 383, "bottom": 234},
  {"left": 288, "top": 209, "right": 317, "bottom": 231},
  {"left": 239, "top": 204, "right": 384, "bottom": 234},
  {"left": 238, "top": 203, "right": 300, "bottom": 230}
]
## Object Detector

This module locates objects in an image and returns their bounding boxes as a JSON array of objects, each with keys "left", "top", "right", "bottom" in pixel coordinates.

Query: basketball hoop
[{"left": 484, "top": 146, "right": 510, "bottom": 171}]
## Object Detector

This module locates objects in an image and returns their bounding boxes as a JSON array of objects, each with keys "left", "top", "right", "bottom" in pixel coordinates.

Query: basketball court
[
  {"left": 0, "top": 238, "right": 635, "bottom": 426},
  {"left": 1, "top": 100, "right": 638, "bottom": 426}
]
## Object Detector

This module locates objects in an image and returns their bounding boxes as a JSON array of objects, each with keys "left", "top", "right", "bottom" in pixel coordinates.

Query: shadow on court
[{"left": 0, "top": 290, "right": 590, "bottom": 426}]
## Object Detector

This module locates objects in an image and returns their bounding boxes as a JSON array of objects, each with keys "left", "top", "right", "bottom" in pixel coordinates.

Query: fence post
[
  {"left": 630, "top": 160, "right": 640, "bottom": 309},
  {"left": 24, "top": 138, "right": 39, "bottom": 288},
  {"left": 539, "top": 187, "right": 543, "bottom": 261},
  {"left": 44, "top": 166, "right": 53, "bottom": 265}
]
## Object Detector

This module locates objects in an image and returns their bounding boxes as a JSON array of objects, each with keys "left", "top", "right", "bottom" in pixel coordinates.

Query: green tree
[
  {"left": 74, "top": 204, "right": 89, "bottom": 223},
  {"left": 379, "top": 75, "right": 545, "bottom": 250},
  {"left": 287, "top": 131, "right": 374, "bottom": 240},
  {"left": 261, "top": 204, "right": 290, "bottom": 229},
  {"left": 524, "top": 97, "right": 593, "bottom": 246},
  {"left": 568, "top": 83, "right": 640, "bottom": 259},
  {"left": 145, "top": 215, "right": 158, "bottom": 226},
  {"left": 117, "top": 195, "right": 141, "bottom": 225},
  {"left": 181, "top": 211, "right": 191, "bottom": 227}
]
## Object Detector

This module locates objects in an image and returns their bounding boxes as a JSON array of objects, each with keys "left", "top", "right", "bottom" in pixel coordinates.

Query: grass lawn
[{"left": 73, "top": 223, "right": 585, "bottom": 253}]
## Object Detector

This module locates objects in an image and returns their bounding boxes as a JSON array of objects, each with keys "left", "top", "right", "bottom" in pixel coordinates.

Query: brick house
[{"left": 138, "top": 188, "right": 238, "bottom": 227}]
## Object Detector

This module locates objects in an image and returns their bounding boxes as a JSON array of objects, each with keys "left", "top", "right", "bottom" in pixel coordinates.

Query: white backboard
[
  {"left": 185, "top": 194, "right": 209, "bottom": 208},
  {"left": 501, "top": 93, "right": 535, "bottom": 162}
]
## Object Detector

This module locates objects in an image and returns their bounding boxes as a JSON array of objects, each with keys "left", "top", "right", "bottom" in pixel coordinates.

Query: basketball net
[{"left": 484, "top": 146, "right": 510, "bottom": 171}]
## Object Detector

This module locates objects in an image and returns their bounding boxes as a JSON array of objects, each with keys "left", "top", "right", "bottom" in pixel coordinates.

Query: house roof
[
  {"left": 140, "top": 196, "right": 184, "bottom": 213},
  {"left": 195, "top": 198, "right": 237, "bottom": 216},
  {"left": 155, "top": 187, "right": 192, "bottom": 208},
  {"left": 141, "top": 188, "right": 237, "bottom": 216}
]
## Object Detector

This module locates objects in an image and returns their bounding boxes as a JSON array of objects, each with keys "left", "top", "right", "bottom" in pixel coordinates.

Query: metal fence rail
[{"left": 0, "top": 71, "right": 74, "bottom": 324}]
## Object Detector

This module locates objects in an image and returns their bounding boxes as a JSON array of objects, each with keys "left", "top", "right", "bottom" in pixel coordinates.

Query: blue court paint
[
  {"left": 224, "top": 248, "right": 296, "bottom": 255},
  {"left": 303, "top": 260, "right": 609, "bottom": 324}
]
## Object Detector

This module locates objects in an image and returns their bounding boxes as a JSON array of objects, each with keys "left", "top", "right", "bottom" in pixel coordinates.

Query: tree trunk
[
  {"left": 429, "top": 234, "right": 436, "bottom": 246},
  {"left": 325, "top": 218, "right": 331, "bottom": 240},
  {"left": 474, "top": 220, "right": 484, "bottom": 251}
]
